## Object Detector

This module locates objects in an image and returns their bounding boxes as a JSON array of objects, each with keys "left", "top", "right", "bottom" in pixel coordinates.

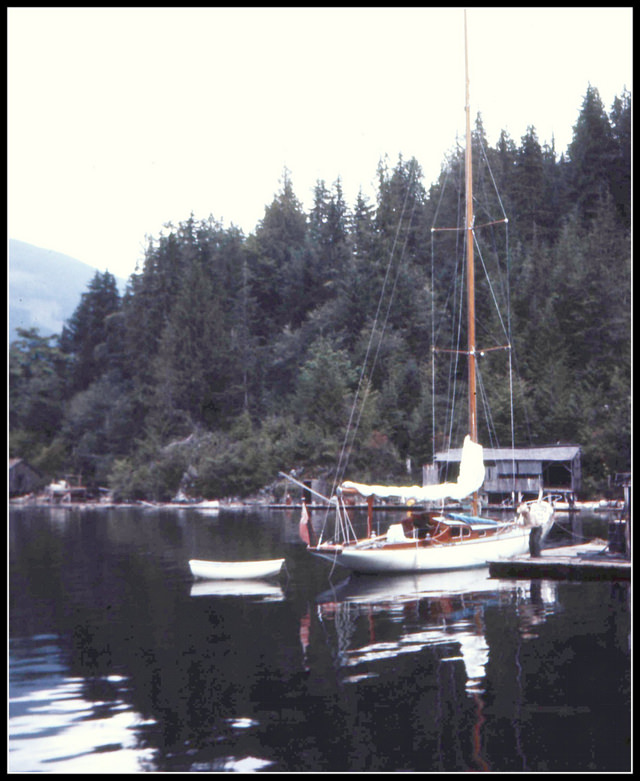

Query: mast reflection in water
[{"left": 9, "top": 506, "right": 630, "bottom": 772}]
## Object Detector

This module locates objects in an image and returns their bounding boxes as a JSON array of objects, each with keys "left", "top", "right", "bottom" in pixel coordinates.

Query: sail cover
[{"left": 340, "top": 435, "right": 485, "bottom": 503}]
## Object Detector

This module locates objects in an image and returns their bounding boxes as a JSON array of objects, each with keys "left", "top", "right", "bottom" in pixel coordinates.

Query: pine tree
[
  {"left": 334, "top": 190, "right": 377, "bottom": 348},
  {"left": 153, "top": 255, "right": 232, "bottom": 431},
  {"left": 513, "top": 126, "right": 548, "bottom": 241},
  {"left": 495, "top": 129, "right": 517, "bottom": 200},
  {"left": 293, "top": 336, "right": 355, "bottom": 440},
  {"left": 60, "top": 271, "right": 121, "bottom": 393},
  {"left": 9, "top": 328, "right": 70, "bottom": 469},
  {"left": 609, "top": 88, "right": 631, "bottom": 227},
  {"left": 567, "top": 84, "right": 616, "bottom": 225},
  {"left": 121, "top": 230, "right": 184, "bottom": 387},
  {"left": 307, "top": 177, "right": 351, "bottom": 300},
  {"left": 248, "top": 170, "right": 308, "bottom": 337}
]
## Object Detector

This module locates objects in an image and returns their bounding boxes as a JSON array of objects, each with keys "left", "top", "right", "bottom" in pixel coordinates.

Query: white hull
[
  {"left": 312, "top": 521, "right": 553, "bottom": 575},
  {"left": 189, "top": 558, "right": 284, "bottom": 580},
  {"left": 192, "top": 500, "right": 220, "bottom": 510}
]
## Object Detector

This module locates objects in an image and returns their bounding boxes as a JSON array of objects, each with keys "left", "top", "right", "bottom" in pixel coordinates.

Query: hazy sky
[{"left": 8, "top": 7, "right": 632, "bottom": 281}]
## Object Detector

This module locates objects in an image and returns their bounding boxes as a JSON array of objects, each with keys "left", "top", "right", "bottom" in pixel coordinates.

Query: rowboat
[{"left": 188, "top": 557, "right": 285, "bottom": 581}]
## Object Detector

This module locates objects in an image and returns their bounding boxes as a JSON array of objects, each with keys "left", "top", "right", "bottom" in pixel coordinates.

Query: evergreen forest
[{"left": 9, "top": 85, "right": 630, "bottom": 501}]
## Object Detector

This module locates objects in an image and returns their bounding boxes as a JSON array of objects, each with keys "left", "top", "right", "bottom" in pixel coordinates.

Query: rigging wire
[
  {"left": 505, "top": 215, "right": 517, "bottom": 494},
  {"left": 476, "top": 361, "right": 500, "bottom": 449},
  {"left": 431, "top": 233, "right": 437, "bottom": 464},
  {"left": 478, "top": 136, "right": 535, "bottom": 453},
  {"left": 475, "top": 141, "right": 520, "bottom": 490},
  {"left": 431, "top": 131, "right": 523, "bottom": 478},
  {"left": 474, "top": 140, "right": 521, "bottom": 500},
  {"left": 473, "top": 230, "right": 510, "bottom": 342},
  {"left": 339, "top": 185, "right": 416, "bottom": 481},
  {"left": 328, "top": 158, "right": 419, "bottom": 519},
  {"left": 508, "top": 345, "right": 517, "bottom": 497},
  {"left": 431, "top": 142, "right": 467, "bottom": 469},
  {"left": 445, "top": 244, "right": 466, "bottom": 470},
  {"left": 340, "top": 181, "right": 420, "bottom": 481},
  {"left": 478, "top": 136, "right": 508, "bottom": 221}
]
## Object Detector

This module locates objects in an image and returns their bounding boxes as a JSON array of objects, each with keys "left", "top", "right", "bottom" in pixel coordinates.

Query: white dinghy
[{"left": 189, "top": 557, "right": 285, "bottom": 581}]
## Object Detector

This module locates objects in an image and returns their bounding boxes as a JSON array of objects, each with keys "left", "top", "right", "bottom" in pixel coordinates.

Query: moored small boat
[
  {"left": 192, "top": 499, "right": 221, "bottom": 511},
  {"left": 189, "top": 557, "right": 285, "bottom": 581}
]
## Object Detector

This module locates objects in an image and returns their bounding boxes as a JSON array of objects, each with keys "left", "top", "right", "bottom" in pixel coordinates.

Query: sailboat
[{"left": 294, "top": 12, "right": 555, "bottom": 575}]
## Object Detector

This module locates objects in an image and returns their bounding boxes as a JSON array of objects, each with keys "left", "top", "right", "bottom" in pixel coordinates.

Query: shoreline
[{"left": 9, "top": 496, "right": 625, "bottom": 514}]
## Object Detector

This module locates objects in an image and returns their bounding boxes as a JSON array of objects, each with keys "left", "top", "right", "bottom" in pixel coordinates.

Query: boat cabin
[
  {"left": 424, "top": 444, "right": 582, "bottom": 504},
  {"left": 392, "top": 512, "right": 504, "bottom": 546}
]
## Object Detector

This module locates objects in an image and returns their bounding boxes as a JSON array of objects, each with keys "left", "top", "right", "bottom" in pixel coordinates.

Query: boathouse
[
  {"left": 425, "top": 444, "right": 582, "bottom": 504},
  {"left": 9, "top": 458, "right": 43, "bottom": 497}
]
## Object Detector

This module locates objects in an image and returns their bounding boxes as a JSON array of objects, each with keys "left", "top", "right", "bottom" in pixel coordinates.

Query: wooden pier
[{"left": 488, "top": 539, "right": 630, "bottom": 581}]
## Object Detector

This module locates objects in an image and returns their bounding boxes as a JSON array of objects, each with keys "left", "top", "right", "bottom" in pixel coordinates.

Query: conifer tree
[
  {"left": 513, "top": 126, "right": 547, "bottom": 241},
  {"left": 336, "top": 190, "right": 377, "bottom": 346},
  {"left": 495, "top": 129, "right": 517, "bottom": 198},
  {"left": 609, "top": 88, "right": 631, "bottom": 226},
  {"left": 153, "top": 254, "right": 232, "bottom": 431},
  {"left": 121, "top": 230, "right": 184, "bottom": 387},
  {"left": 60, "top": 270, "right": 121, "bottom": 393},
  {"left": 248, "top": 169, "right": 308, "bottom": 337},
  {"left": 9, "top": 328, "right": 69, "bottom": 464},
  {"left": 567, "top": 84, "right": 616, "bottom": 225},
  {"left": 307, "top": 178, "right": 351, "bottom": 299}
]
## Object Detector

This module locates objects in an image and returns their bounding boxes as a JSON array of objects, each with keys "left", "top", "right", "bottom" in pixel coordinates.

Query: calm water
[{"left": 9, "top": 505, "right": 631, "bottom": 772}]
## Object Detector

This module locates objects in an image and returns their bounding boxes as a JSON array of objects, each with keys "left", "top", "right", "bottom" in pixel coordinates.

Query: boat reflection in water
[
  {"left": 189, "top": 579, "right": 285, "bottom": 601},
  {"left": 311, "top": 568, "right": 558, "bottom": 678},
  {"left": 302, "top": 568, "right": 559, "bottom": 772}
]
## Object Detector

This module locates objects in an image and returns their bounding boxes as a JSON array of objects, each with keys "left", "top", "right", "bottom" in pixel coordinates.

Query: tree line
[{"left": 9, "top": 85, "right": 630, "bottom": 500}]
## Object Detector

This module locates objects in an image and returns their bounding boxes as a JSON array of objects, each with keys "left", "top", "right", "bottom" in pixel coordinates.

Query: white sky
[{"left": 8, "top": 7, "right": 632, "bottom": 281}]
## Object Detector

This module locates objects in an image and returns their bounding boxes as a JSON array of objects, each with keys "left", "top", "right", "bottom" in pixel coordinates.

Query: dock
[{"left": 488, "top": 539, "right": 630, "bottom": 581}]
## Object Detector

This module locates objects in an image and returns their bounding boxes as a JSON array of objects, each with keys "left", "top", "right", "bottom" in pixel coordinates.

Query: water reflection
[
  {"left": 9, "top": 635, "right": 156, "bottom": 772},
  {"left": 189, "top": 579, "right": 285, "bottom": 601},
  {"left": 9, "top": 506, "right": 630, "bottom": 772},
  {"left": 303, "top": 570, "right": 562, "bottom": 772},
  {"left": 311, "top": 570, "right": 559, "bottom": 685}
]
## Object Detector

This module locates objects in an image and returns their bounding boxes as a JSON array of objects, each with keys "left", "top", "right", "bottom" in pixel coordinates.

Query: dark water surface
[{"left": 9, "top": 505, "right": 631, "bottom": 772}]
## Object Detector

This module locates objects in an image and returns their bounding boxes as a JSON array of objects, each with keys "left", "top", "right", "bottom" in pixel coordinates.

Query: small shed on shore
[
  {"left": 9, "top": 458, "right": 43, "bottom": 497},
  {"left": 425, "top": 443, "right": 582, "bottom": 503}
]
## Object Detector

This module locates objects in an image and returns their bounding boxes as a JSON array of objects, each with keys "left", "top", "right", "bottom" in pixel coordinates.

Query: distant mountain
[{"left": 9, "top": 239, "right": 127, "bottom": 343}]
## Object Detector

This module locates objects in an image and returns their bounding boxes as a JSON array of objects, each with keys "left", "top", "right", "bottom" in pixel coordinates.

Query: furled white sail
[{"left": 340, "top": 435, "right": 485, "bottom": 503}]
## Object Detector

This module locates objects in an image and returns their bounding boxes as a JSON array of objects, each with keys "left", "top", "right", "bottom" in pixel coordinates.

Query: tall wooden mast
[{"left": 464, "top": 10, "right": 479, "bottom": 514}]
